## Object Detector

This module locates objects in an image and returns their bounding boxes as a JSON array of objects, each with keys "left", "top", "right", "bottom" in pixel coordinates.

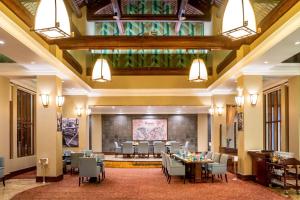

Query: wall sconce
[
  {"left": 40, "top": 94, "right": 49, "bottom": 108},
  {"left": 216, "top": 106, "right": 224, "bottom": 116},
  {"left": 86, "top": 108, "right": 92, "bottom": 116},
  {"left": 208, "top": 107, "right": 215, "bottom": 115},
  {"left": 76, "top": 107, "right": 82, "bottom": 117},
  {"left": 250, "top": 93, "right": 259, "bottom": 106},
  {"left": 235, "top": 95, "right": 244, "bottom": 107},
  {"left": 56, "top": 96, "right": 65, "bottom": 107}
]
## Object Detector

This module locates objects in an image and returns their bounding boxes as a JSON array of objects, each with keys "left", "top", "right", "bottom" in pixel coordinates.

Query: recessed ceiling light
[
  {"left": 295, "top": 41, "right": 300, "bottom": 46},
  {"left": 0, "top": 40, "right": 5, "bottom": 45},
  {"left": 264, "top": 61, "right": 269, "bottom": 64}
]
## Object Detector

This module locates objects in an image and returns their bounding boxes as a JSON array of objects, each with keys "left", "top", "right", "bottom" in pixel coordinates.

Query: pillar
[
  {"left": 36, "top": 76, "right": 63, "bottom": 181},
  {"left": 237, "top": 75, "right": 263, "bottom": 175},
  {"left": 197, "top": 114, "right": 208, "bottom": 152},
  {"left": 288, "top": 76, "right": 300, "bottom": 159},
  {"left": 91, "top": 115, "right": 102, "bottom": 152}
]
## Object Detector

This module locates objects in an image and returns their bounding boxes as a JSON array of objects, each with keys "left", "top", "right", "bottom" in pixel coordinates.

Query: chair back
[
  {"left": 114, "top": 141, "right": 120, "bottom": 148},
  {"left": 122, "top": 142, "right": 134, "bottom": 154},
  {"left": 220, "top": 154, "right": 229, "bottom": 165},
  {"left": 212, "top": 152, "right": 221, "bottom": 163},
  {"left": 161, "top": 152, "right": 167, "bottom": 167},
  {"left": 71, "top": 152, "right": 84, "bottom": 168},
  {"left": 170, "top": 142, "right": 181, "bottom": 154},
  {"left": 165, "top": 154, "right": 171, "bottom": 171},
  {"left": 84, "top": 150, "right": 93, "bottom": 157},
  {"left": 0, "top": 157, "right": 4, "bottom": 178},
  {"left": 154, "top": 141, "right": 165, "bottom": 154},
  {"left": 64, "top": 150, "right": 72, "bottom": 157},
  {"left": 79, "top": 157, "right": 98, "bottom": 177},
  {"left": 206, "top": 151, "right": 213, "bottom": 160},
  {"left": 138, "top": 142, "right": 149, "bottom": 154}
]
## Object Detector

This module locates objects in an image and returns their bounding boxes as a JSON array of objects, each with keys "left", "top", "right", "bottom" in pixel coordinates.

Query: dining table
[{"left": 172, "top": 154, "right": 213, "bottom": 183}]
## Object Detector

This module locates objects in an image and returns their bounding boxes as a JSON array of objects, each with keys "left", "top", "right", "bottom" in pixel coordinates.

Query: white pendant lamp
[
  {"left": 222, "top": 0, "right": 257, "bottom": 40},
  {"left": 92, "top": 58, "right": 112, "bottom": 82},
  {"left": 189, "top": 58, "right": 208, "bottom": 82},
  {"left": 34, "top": 0, "right": 71, "bottom": 39}
]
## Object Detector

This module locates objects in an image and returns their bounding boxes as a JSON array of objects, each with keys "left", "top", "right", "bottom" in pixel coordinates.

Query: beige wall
[
  {"left": 62, "top": 95, "right": 89, "bottom": 151},
  {"left": 91, "top": 114, "right": 102, "bottom": 152},
  {"left": 288, "top": 76, "right": 300, "bottom": 159},
  {"left": 0, "top": 76, "right": 10, "bottom": 175},
  {"left": 198, "top": 114, "right": 208, "bottom": 152}
]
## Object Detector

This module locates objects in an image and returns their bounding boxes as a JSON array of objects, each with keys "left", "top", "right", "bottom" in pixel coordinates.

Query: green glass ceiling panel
[
  {"left": 0, "top": 54, "right": 15, "bottom": 63},
  {"left": 95, "top": 22, "right": 204, "bottom": 36},
  {"left": 91, "top": 49, "right": 208, "bottom": 55}
]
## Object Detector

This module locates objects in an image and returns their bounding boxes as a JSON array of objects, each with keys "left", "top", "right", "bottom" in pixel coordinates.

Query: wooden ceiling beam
[
  {"left": 175, "top": 0, "right": 189, "bottom": 34},
  {"left": 51, "top": 36, "right": 242, "bottom": 50},
  {"left": 86, "top": 0, "right": 111, "bottom": 19},
  {"left": 111, "top": 0, "right": 124, "bottom": 35},
  {"left": 65, "top": 0, "right": 82, "bottom": 18}
]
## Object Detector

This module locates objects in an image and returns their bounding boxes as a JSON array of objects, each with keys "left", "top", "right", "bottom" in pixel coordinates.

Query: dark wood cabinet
[{"left": 248, "top": 151, "right": 272, "bottom": 186}]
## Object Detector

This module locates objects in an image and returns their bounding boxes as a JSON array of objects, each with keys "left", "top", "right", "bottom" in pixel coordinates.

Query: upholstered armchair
[
  {"left": 114, "top": 142, "right": 122, "bottom": 157},
  {"left": 153, "top": 141, "right": 165, "bottom": 157},
  {"left": 184, "top": 141, "right": 189, "bottom": 151},
  {"left": 161, "top": 152, "right": 167, "bottom": 176},
  {"left": 83, "top": 150, "right": 93, "bottom": 157},
  {"left": 122, "top": 142, "right": 134, "bottom": 157},
  {"left": 165, "top": 154, "right": 186, "bottom": 184},
  {"left": 212, "top": 152, "right": 221, "bottom": 163},
  {"left": 206, "top": 151, "right": 214, "bottom": 160},
  {"left": 0, "top": 157, "right": 5, "bottom": 186},
  {"left": 169, "top": 142, "right": 181, "bottom": 154},
  {"left": 70, "top": 152, "right": 84, "bottom": 174},
  {"left": 137, "top": 142, "right": 149, "bottom": 157},
  {"left": 208, "top": 154, "right": 229, "bottom": 182},
  {"left": 78, "top": 157, "right": 102, "bottom": 186}
]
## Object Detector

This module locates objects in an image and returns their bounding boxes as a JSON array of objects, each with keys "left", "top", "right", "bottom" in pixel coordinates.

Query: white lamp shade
[
  {"left": 250, "top": 94, "right": 259, "bottom": 105},
  {"left": 209, "top": 107, "right": 215, "bottom": 115},
  {"left": 235, "top": 96, "right": 244, "bottom": 107},
  {"left": 92, "top": 58, "right": 112, "bottom": 82},
  {"left": 222, "top": 0, "right": 256, "bottom": 40},
  {"left": 34, "top": 0, "right": 71, "bottom": 39},
  {"left": 40, "top": 94, "right": 49, "bottom": 107},
  {"left": 56, "top": 96, "right": 65, "bottom": 107},
  {"left": 189, "top": 59, "right": 208, "bottom": 82}
]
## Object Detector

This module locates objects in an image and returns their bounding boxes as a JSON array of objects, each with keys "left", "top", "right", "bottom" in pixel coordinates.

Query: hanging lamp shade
[
  {"left": 189, "top": 58, "right": 208, "bottom": 82},
  {"left": 34, "top": 0, "right": 71, "bottom": 39},
  {"left": 222, "top": 0, "right": 256, "bottom": 40},
  {"left": 92, "top": 58, "right": 111, "bottom": 82}
]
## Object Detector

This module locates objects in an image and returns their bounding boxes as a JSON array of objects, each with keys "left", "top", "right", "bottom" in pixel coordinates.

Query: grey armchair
[
  {"left": 208, "top": 154, "right": 229, "bottom": 182},
  {"left": 0, "top": 157, "right": 5, "bottom": 186},
  {"left": 83, "top": 150, "right": 93, "bottom": 157},
  {"left": 206, "top": 151, "right": 213, "bottom": 160},
  {"left": 137, "top": 142, "right": 149, "bottom": 158},
  {"left": 184, "top": 141, "right": 189, "bottom": 151},
  {"left": 122, "top": 142, "right": 134, "bottom": 157},
  {"left": 161, "top": 152, "right": 167, "bottom": 176},
  {"left": 71, "top": 152, "right": 84, "bottom": 174},
  {"left": 212, "top": 152, "right": 221, "bottom": 163},
  {"left": 78, "top": 157, "right": 102, "bottom": 186},
  {"left": 153, "top": 141, "right": 165, "bottom": 157},
  {"left": 169, "top": 142, "right": 181, "bottom": 154},
  {"left": 114, "top": 142, "right": 122, "bottom": 157},
  {"left": 165, "top": 154, "right": 186, "bottom": 184}
]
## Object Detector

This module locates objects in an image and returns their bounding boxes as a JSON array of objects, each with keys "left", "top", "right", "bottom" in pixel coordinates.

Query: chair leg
[
  {"left": 2, "top": 177, "right": 5, "bottom": 187},
  {"left": 212, "top": 174, "right": 214, "bottom": 183},
  {"left": 79, "top": 177, "right": 81, "bottom": 186},
  {"left": 184, "top": 175, "right": 186, "bottom": 184},
  {"left": 168, "top": 176, "right": 171, "bottom": 184},
  {"left": 220, "top": 174, "right": 223, "bottom": 180},
  {"left": 225, "top": 174, "right": 228, "bottom": 183}
]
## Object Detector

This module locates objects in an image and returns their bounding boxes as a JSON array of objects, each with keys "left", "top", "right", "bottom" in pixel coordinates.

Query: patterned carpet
[{"left": 12, "top": 168, "right": 289, "bottom": 200}]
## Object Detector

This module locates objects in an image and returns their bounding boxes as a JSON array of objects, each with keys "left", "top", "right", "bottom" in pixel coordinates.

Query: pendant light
[
  {"left": 222, "top": 0, "right": 257, "bottom": 40},
  {"left": 92, "top": 58, "right": 112, "bottom": 82},
  {"left": 189, "top": 58, "right": 208, "bottom": 82},
  {"left": 34, "top": 0, "right": 71, "bottom": 39}
]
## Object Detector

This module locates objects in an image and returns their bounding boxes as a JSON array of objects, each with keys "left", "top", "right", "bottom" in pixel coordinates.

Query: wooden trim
[
  {"left": 216, "top": 50, "right": 237, "bottom": 74},
  {"left": 5, "top": 166, "right": 36, "bottom": 179},
  {"left": 62, "top": 50, "right": 83, "bottom": 75},
  {"left": 36, "top": 174, "right": 64, "bottom": 182},
  {"left": 51, "top": 36, "right": 242, "bottom": 50},
  {"left": 237, "top": 173, "right": 255, "bottom": 181}
]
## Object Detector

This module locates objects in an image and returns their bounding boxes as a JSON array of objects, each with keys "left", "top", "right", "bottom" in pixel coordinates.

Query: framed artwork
[
  {"left": 237, "top": 112, "right": 244, "bottom": 131},
  {"left": 132, "top": 119, "right": 168, "bottom": 141},
  {"left": 62, "top": 118, "right": 79, "bottom": 147},
  {"left": 57, "top": 112, "right": 62, "bottom": 132}
]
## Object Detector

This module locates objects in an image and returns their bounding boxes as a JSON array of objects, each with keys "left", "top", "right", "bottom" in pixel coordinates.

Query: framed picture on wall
[
  {"left": 62, "top": 118, "right": 79, "bottom": 147},
  {"left": 57, "top": 112, "right": 62, "bottom": 132},
  {"left": 237, "top": 112, "right": 244, "bottom": 131},
  {"left": 132, "top": 119, "right": 168, "bottom": 141}
]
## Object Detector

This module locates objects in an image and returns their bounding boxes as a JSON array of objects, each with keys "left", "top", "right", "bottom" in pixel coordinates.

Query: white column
[{"left": 197, "top": 114, "right": 208, "bottom": 152}]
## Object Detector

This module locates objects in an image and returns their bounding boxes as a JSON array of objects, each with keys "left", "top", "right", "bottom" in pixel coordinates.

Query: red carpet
[{"left": 13, "top": 168, "right": 288, "bottom": 200}]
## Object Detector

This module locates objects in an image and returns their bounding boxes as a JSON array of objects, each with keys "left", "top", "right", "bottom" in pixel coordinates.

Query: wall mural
[
  {"left": 62, "top": 118, "right": 79, "bottom": 147},
  {"left": 132, "top": 119, "right": 168, "bottom": 141}
]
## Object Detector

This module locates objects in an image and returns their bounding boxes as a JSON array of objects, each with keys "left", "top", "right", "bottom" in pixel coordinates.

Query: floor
[{"left": 11, "top": 168, "right": 290, "bottom": 200}]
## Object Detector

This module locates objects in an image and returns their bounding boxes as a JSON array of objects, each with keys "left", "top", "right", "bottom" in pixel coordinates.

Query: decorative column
[
  {"left": 36, "top": 76, "right": 63, "bottom": 182},
  {"left": 197, "top": 114, "right": 208, "bottom": 152},
  {"left": 237, "top": 75, "right": 263, "bottom": 176}
]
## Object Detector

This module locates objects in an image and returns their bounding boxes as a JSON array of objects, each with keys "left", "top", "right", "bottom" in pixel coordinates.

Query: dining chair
[
  {"left": 165, "top": 154, "right": 186, "bottom": 184},
  {"left": 122, "top": 142, "right": 134, "bottom": 157},
  {"left": 184, "top": 141, "right": 189, "bottom": 151},
  {"left": 114, "top": 141, "right": 122, "bottom": 157},
  {"left": 70, "top": 152, "right": 84, "bottom": 174},
  {"left": 212, "top": 152, "right": 221, "bottom": 163},
  {"left": 84, "top": 150, "right": 93, "bottom": 157},
  {"left": 161, "top": 152, "right": 168, "bottom": 176},
  {"left": 208, "top": 154, "right": 229, "bottom": 182},
  {"left": 169, "top": 142, "right": 181, "bottom": 154},
  {"left": 0, "top": 157, "right": 5, "bottom": 186},
  {"left": 206, "top": 151, "right": 214, "bottom": 160},
  {"left": 137, "top": 141, "right": 149, "bottom": 158},
  {"left": 153, "top": 141, "right": 165, "bottom": 157},
  {"left": 78, "top": 157, "right": 102, "bottom": 186}
]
